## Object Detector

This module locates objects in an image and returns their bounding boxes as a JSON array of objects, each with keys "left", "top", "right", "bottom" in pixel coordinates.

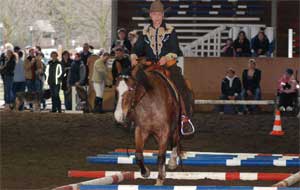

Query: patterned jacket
[{"left": 131, "top": 22, "right": 180, "bottom": 63}]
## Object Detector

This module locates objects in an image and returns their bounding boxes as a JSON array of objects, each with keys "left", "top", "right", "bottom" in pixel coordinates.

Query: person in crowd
[
  {"left": 13, "top": 50, "right": 26, "bottom": 110},
  {"left": 24, "top": 48, "right": 37, "bottom": 110},
  {"left": 24, "top": 48, "right": 37, "bottom": 93},
  {"left": 111, "top": 28, "right": 132, "bottom": 54},
  {"left": 0, "top": 48, "right": 5, "bottom": 68},
  {"left": 277, "top": 68, "right": 297, "bottom": 111},
  {"left": 89, "top": 45, "right": 95, "bottom": 55},
  {"left": 92, "top": 52, "right": 111, "bottom": 113},
  {"left": 112, "top": 47, "right": 131, "bottom": 85},
  {"left": 1, "top": 43, "right": 14, "bottom": 106},
  {"left": 46, "top": 51, "right": 62, "bottom": 113},
  {"left": 35, "top": 46, "right": 44, "bottom": 56},
  {"left": 97, "top": 48, "right": 105, "bottom": 57},
  {"left": 128, "top": 30, "right": 138, "bottom": 48},
  {"left": 222, "top": 39, "right": 235, "bottom": 57},
  {"left": 241, "top": 59, "right": 262, "bottom": 113},
  {"left": 36, "top": 52, "right": 46, "bottom": 110},
  {"left": 80, "top": 43, "right": 92, "bottom": 85},
  {"left": 0, "top": 49, "right": 16, "bottom": 110},
  {"left": 80, "top": 43, "right": 92, "bottom": 66},
  {"left": 219, "top": 68, "right": 243, "bottom": 115},
  {"left": 251, "top": 30, "right": 270, "bottom": 57},
  {"left": 14, "top": 46, "right": 21, "bottom": 54},
  {"left": 69, "top": 53, "right": 86, "bottom": 87},
  {"left": 24, "top": 45, "right": 32, "bottom": 55},
  {"left": 69, "top": 53, "right": 86, "bottom": 110},
  {"left": 61, "top": 50, "right": 72, "bottom": 110},
  {"left": 233, "top": 31, "right": 251, "bottom": 57}
]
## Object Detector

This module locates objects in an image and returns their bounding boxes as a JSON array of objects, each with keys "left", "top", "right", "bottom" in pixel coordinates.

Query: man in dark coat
[
  {"left": 80, "top": 43, "right": 92, "bottom": 85},
  {"left": 251, "top": 31, "right": 270, "bottom": 57},
  {"left": 219, "top": 68, "right": 243, "bottom": 114},
  {"left": 112, "top": 47, "right": 131, "bottom": 85},
  {"left": 46, "top": 51, "right": 62, "bottom": 113}
]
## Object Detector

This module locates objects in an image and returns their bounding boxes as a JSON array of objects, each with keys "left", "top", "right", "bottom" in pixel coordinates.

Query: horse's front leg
[
  {"left": 168, "top": 127, "right": 180, "bottom": 170},
  {"left": 156, "top": 134, "right": 168, "bottom": 186},
  {"left": 135, "top": 127, "right": 150, "bottom": 178}
]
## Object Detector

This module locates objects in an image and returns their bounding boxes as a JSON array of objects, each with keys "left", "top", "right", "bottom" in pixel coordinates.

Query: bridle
[{"left": 118, "top": 75, "right": 146, "bottom": 115}]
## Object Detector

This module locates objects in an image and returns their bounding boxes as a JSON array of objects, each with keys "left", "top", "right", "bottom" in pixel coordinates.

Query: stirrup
[{"left": 181, "top": 115, "right": 195, "bottom": 136}]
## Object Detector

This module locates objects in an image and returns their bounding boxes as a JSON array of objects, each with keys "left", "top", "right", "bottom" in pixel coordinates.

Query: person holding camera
[{"left": 277, "top": 68, "right": 297, "bottom": 111}]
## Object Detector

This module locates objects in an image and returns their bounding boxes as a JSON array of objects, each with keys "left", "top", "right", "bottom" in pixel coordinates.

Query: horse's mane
[{"left": 135, "top": 66, "right": 153, "bottom": 91}]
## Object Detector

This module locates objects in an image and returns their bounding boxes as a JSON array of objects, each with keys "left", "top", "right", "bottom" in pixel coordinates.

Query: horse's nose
[{"left": 114, "top": 110, "right": 124, "bottom": 123}]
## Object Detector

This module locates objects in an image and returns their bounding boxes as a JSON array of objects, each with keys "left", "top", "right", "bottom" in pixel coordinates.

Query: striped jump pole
[
  {"left": 101, "top": 153, "right": 299, "bottom": 160},
  {"left": 87, "top": 156, "right": 300, "bottom": 167},
  {"left": 114, "top": 148, "right": 300, "bottom": 157},
  {"left": 79, "top": 185, "right": 300, "bottom": 190},
  {"left": 53, "top": 172, "right": 133, "bottom": 190},
  {"left": 68, "top": 170, "right": 292, "bottom": 181},
  {"left": 273, "top": 172, "right": 300, "bottom": 187}
]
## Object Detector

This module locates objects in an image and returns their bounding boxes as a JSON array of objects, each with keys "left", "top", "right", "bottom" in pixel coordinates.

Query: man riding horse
[{"left": 130, "top": 0, "right": 194, "bottom": 134}]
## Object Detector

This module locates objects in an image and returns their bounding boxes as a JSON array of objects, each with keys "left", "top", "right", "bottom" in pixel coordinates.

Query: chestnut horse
[{"left": 114, "top": 65, "right": 181, "bottom": 185}]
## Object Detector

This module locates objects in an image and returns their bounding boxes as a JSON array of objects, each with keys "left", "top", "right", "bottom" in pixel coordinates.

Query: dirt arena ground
[{"left": 1, "top": 111, "right": 299, "bottom": 189}]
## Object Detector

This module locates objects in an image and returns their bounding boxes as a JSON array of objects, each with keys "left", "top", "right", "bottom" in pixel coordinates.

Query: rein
[{"left": 129, "top": 83, "right": 146, "bottom": 112}]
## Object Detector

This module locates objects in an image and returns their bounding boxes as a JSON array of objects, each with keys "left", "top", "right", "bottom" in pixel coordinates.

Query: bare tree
[
  {"left": 48, "top": 0, "right": 84, "bottom": 49},
  {"left": 0, "top": 0, "right": 112, "bottom": 49},
  {"left": 77, "top": 0, "right": 112, "bottom": 48}
]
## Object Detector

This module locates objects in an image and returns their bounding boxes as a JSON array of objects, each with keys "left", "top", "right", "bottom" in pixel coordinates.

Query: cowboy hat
[{"left": 142, "top": 0, "right": 171, "bottom": 14}]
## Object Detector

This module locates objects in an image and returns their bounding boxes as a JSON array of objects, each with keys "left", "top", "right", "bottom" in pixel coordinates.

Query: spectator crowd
[
  {"left": 219, "top": 59, "right": 298, "bottom": 114},
  {"left": 0, "top": 27, "right": 298, "bottom": 114},
  {"left": 222, "top": 28, "right": 273, "bottom": 57}
]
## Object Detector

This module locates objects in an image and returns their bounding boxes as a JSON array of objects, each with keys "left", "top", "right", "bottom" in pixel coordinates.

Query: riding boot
[{"left": 94, "top": 97, "right": 103, "bottom": 113}]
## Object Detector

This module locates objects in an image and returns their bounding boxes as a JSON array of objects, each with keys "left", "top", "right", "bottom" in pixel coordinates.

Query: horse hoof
[
  {"left": 168, "top": 158, "right": 178, "bottom": 170},
  {"left": 141, "top": 167, "right": 150, "bottom": 178},
  {"left": 155, "top": 179, "right": 164, "bottom": 186}
]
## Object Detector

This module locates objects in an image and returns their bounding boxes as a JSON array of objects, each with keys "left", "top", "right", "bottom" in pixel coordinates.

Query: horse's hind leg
[
  {"left": 156, "top": 134, "right": 168, "bottom": 186},
  {"left": 135, "top": 127, "right": 150, "bottom": 178}
]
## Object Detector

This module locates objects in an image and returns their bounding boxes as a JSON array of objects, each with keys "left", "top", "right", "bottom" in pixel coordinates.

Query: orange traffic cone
[{"left": 270, "top": 109, "right": 284, "bottom": 136}]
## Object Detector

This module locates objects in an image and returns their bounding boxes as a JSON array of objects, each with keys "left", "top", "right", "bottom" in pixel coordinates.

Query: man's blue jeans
[
  {"left": 3, "top": 75, "right": 14, "bottom": 104},
  {"left": 26, "top": 80, "right": 36, "bottom": 92},
  {"left": 26, "top": 80, "right": 36, "bottom": 109}
]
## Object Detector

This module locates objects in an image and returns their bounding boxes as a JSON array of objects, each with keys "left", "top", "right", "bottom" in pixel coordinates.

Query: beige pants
[{"left": 93, "top": 81, "right": 105, "bottom": 98}]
